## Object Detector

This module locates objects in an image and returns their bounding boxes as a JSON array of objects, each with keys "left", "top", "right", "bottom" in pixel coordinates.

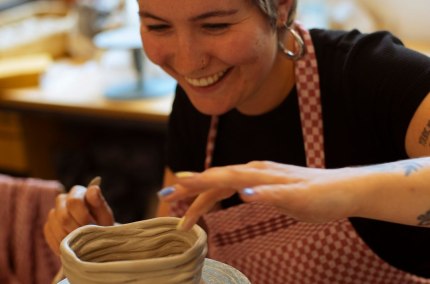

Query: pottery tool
[{"left": 87, "top": 176, "right": 102, "bottom": 187}]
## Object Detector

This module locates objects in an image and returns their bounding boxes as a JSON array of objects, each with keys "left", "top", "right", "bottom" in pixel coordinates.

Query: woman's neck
[{"left": 237, "top": 53, "right": 295, "bottom": 116}]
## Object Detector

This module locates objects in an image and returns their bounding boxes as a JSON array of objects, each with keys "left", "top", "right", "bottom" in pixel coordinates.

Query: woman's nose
[{"left": 173, "top": 35, "right": 208, "bottom": 75}]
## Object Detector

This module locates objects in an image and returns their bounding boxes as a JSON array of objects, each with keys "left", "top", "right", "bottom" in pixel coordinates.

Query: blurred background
[{"left": 0, "top": 0, "right": 429, "bottom": 223}]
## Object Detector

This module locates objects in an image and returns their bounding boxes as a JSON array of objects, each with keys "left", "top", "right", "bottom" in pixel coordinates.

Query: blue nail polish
[
  {"left": 158, "top": 187, "right": 175, "bottom": 197},
  {"left": 242, "top": 188, "right": 255, "bottom": 196}
]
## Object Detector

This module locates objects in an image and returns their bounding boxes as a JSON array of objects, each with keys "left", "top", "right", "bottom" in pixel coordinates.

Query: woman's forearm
[
  {"left": 160, "top": 158, "right": 430, "bottom": 229},
  {"left": 354, "top": 157, "right": 430, "bottom": 227}
]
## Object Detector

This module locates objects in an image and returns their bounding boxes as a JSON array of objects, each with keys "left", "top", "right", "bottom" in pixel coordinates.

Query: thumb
[{"left": 85, "top": 186, "right": 115, "bottom": 226}]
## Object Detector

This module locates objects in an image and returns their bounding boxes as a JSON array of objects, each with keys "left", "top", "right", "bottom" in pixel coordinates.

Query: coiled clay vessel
[{"left": 60, "top": 217, "right": 207, "bottom": 284}]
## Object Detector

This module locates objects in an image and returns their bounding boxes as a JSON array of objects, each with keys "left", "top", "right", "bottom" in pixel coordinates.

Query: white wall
[{"left": 298, "top": 0, "right": 430, "bottom": 43}]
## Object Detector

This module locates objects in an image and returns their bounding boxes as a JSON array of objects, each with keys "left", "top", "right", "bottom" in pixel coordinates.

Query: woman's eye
[
  {"left": 145, "top": 24, "right": 170, "bottom": 32},
  {"left": 202, "top": 23, "right": 231, "bottom": 31}
]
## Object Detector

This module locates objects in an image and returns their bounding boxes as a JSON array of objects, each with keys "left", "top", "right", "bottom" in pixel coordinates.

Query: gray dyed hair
[{"left": 252, "top": 0, "right": 297, "bottom": 28}]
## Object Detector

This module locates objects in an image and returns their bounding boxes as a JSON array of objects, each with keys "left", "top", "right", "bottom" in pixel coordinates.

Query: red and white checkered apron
[{"left": 170, "top": 23, "right": 430, "bottom": 284}]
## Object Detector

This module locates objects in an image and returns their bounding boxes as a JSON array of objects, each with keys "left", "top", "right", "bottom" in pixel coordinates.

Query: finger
[
  {"left": 178, "top": 166, "right": 250, "bottom": 190},
  {"left": 176, "top": 165, "right": 286, "bottom": 192},
  {"left": 66, "top": 185, "right": 95, "bottom": 226},
  {"left": 239, "top": 184, "right": 304, "bottom": 210},
  {"left": 239, "top": 185, "right": 291, "bottom": 206},
  {"left": 85, "top": 185, "right": 114, "bottom": 226},
  {"left": 55, "top": 194, "right": 81, "bottom": 233},
  {"left": 177, "top": 194, "right": 218, "bottom": 231},
  {"left": 44, "top": 208, "right": 68, "bottom": 255},
  {"left": 239, "top": 187, "right": 260, "bottom": 203},
  {"left": 43, "top": 221, "right": 60, "bottom": 256},
  {"left": 178, "top": 187, "right": 235, "bottom": 231}
]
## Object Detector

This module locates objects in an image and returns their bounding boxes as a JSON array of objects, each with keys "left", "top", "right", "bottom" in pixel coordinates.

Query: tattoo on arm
[
  {"left": 402, "top": 162, "right": 423, "bottom": 176},
  {"left": 417, "top": 209, "right": 430, "bottom": 226},
  {"left": 364, "top": 160, "right": 423, "bottom": 176},
  {"left": 418, "top": 120, "right": 430, "bottom": 146}
]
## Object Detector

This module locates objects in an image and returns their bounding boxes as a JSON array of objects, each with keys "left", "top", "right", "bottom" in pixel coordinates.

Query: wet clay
[{"left": 60, "top": 217, "right": 207, "bottom": 284}]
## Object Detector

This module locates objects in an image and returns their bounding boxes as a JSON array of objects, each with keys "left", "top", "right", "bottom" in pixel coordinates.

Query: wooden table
[{"left": 0, "top": 86, "right": 173, "bottom": 123}]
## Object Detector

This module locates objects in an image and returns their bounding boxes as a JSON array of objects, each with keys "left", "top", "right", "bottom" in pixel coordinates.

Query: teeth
[{"left": 185, "top": 70, "right": 226, "bottom": 87}]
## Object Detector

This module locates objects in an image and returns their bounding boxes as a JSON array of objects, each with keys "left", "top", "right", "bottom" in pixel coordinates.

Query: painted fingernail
[
  {"left": 158, "top": 187, "right": 175, "bottom": 197},
  {"left": 176, "top": 171, "right": 195, "bottom": 178},
  {"left": 241, "top": 188, "right": 256, "bottom": 196}
]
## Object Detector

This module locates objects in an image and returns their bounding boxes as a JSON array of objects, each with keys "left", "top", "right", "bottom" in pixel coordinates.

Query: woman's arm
[
  {"left": 351, "top": 158, "right": 430, "bottom": 226},
  {"left": 160, "top": 158, "right": 430, "bottom": 230},
  {"left": 406, "top": 91, "right": 430, "bottom": 157},
  {"left": 355, "top": 91, "right": 430, "bottom": 225}
]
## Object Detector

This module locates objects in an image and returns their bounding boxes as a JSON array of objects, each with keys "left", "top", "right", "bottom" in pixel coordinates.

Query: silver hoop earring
[{"left": 278, "top": 24, "right": 305, "bottom": 61}]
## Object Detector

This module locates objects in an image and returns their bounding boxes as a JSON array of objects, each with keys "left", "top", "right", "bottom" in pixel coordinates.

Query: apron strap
[
  {"left": 204, "top": 116, "right": 219, "bottom": 170},
  {"left": 294, "top": 22, "right": 325, "bottom": 168}
]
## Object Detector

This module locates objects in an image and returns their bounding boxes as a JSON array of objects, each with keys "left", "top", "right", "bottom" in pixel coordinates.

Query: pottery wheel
[
  {"left": 202, "top": 258, "right": 250, "bottom": 284},
  {"left": 58, "top": 258, "right": 250, "bottom": 284}
]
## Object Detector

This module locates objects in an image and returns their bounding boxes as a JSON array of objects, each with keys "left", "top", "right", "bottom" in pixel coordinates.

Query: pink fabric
[
  {"left": 203, "top": 202, "right": 430, "bottom": 284},
  {"left": 0, "top": 175, "right": 19, "bottom": 284},
  {"left": 294, "top": 21, "right": 325, "bottom": 168},
  {"left": 204, "top": 116, "right": 219, "bottom": 170},
  {"left": 0, "top": 174, "right": 63, "bottom": 284}
]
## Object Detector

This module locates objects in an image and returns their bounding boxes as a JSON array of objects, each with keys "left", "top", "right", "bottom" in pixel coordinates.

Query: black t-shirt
[{"left": 167, "top": 29, "right": 430, "bottom": 277}]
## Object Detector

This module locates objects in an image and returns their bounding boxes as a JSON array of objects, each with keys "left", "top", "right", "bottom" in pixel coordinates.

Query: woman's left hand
[{"left": 159, "top": 161, "right": 371, "bottom": 230}]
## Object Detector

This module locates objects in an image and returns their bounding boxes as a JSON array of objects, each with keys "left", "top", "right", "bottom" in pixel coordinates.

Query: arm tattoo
[
  {"left": 417, "top": 209, "right": 430, "bottom": 226},
  {"left": 364, "top": 160, "right": 423, "bottom": 176},
  {"left": 403, "top": 162, "right": 423, "bottom": 176},
  {"left": 418, "top": 120, "right": 430, "bottom": 146}
]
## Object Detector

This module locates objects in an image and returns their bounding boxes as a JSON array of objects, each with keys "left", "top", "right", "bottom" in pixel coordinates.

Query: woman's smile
[
  {"left": 139, "top": 0, "right": 292, "bottom": 115},
  {"left": 184, "top": 68, "right": 230, "bottom": 88}
]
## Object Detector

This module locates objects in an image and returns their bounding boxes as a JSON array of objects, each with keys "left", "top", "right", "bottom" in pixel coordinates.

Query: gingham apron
[{"left": 171, "top": 23, "right": 430, "bottom": 284}]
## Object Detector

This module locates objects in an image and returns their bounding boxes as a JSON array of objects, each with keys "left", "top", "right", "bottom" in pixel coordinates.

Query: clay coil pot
[{"left": 60, "top": 217, "right": 207, "bottom": 284}]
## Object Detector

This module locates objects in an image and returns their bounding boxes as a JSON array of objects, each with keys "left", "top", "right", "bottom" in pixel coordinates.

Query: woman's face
[{"left": 138, "top": 0, "right": 286, "bottom": 115}]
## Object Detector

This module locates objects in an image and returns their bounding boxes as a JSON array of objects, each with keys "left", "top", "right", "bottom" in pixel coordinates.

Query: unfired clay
[{"left": 60, "top": 217, "right": 207, "bottom": 284}]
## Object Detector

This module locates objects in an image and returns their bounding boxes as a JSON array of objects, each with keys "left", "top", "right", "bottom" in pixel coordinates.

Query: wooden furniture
[
  {"left": 0, "top": 86, "right": 173, "bottom": 123},
  {"left": 0, "top": 83, "right": 173, "bottom": 178},
  {"left": 0, "top": 110, "right": 27, "bottom": 172}
]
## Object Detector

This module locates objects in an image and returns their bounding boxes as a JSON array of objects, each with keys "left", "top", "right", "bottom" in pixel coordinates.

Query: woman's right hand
[{"left": 43, "top": 184, "right": 114, "bottom": 255}]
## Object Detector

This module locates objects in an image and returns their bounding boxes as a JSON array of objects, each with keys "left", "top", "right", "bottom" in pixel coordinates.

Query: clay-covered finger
[{"left": 177, "top": 188, "right": 234, "bottom": 231}]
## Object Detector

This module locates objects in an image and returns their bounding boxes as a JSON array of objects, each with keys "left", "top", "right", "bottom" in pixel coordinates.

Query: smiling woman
[
  {"left": 138, "top": 0, "right": 288, "bottom": 116},
  {"left": 45, "top": 0, "right": 430, "bottom": 283}
]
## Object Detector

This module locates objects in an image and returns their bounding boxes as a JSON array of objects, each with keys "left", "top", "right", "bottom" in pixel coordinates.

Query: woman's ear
[{"left": 277, "top": 0, "right": 294, "bottom": 26}]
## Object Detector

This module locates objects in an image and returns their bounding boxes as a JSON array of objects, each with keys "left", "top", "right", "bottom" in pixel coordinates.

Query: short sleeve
[{"left": 343, "top": 31, "right": 430, "bottom": 155}]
